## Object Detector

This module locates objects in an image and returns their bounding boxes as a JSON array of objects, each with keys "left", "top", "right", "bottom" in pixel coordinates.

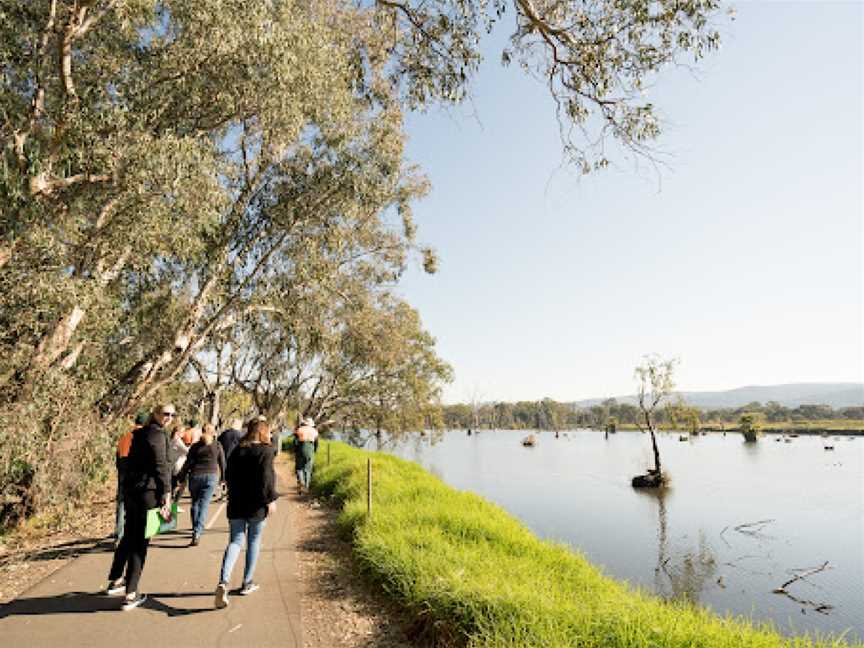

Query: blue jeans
[
  {"left": 219, "top": 517, "right": 266, "bottom": 586},
  {"left": 189, "top": 473, "right": 218, "bottom": 538}
]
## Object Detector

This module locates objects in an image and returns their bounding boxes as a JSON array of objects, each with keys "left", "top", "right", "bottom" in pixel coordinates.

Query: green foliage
[
  {"left": 444, "top": 398, "right": 575, "bottom": 430},
  {"left": 443, "top": 400, "right": 863, "bottom": 432},
  {"left": 0, "top": 0, "right": 725, "bottom": 522},
  {"left": 739, "top": 413, "right": 763, "bottom": 432},
  {"left": 705, "top": 403, "right": 863, "bottom": 426},
  {"left": 739, "top": 412, "right": 764, "bottom": 442},
  {"left": 666, "top": 398, "right": 701, "bottom": 434},
  {"left": 314, "top": 442, "right": 858, "bottom": 648},
  {"left": 0, "top": 373, "right": 119, "bottom": 528},
  {"left": 374, "top": 0, "right": 725, "bottom": 170}
]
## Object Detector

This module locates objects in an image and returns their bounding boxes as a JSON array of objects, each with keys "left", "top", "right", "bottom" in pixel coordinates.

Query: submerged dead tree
[{"left": 632, "top": 355, "right": 677, "bottom": 488}]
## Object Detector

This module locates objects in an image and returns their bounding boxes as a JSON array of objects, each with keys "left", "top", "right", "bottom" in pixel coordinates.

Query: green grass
[{"left": 312, "top": 441, "right": 860, "bottom": 648}]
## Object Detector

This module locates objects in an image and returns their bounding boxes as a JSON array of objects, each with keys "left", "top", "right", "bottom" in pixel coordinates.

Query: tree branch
[{"left": 28, "top": 0, "right": 58, "bottom": 135}]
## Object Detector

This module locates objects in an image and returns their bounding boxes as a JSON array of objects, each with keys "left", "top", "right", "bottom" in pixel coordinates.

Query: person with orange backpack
[{"left": 104, "top": 404, "right": 175, "bottom": 611}]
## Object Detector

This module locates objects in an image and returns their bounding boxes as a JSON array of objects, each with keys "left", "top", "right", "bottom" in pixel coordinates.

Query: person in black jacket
[
  {"left": 214, "top": 419, "right": 277, "bottom": 608},
  {"left": 176, "top": 423, "right": 226, "bottom": 546},
  {"left": 114, "top": 412, "right": 149, "bottom": 546},
  {"left": 217, "top": 418, "right": 243, "bottom": 460},
  {"left": 103, "top": 404, "right": 175, "bottom": 611}
]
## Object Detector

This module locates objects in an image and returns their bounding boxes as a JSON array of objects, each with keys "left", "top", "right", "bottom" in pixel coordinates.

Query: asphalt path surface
[{"left": 0, "top": 469, "right": 302, "bottom": 647}]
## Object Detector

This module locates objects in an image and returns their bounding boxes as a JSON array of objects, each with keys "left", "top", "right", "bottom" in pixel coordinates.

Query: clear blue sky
[{"left": 396, "top": 1, "right": 863, "bottom": 404}]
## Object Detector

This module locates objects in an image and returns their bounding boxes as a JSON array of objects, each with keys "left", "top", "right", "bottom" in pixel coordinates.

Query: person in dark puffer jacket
[
  {"left": 103, "top": 404, "right": 175, "bottom": 611},
  {"left": 114, "top": 412, "right": 149, "bottom": 546}
]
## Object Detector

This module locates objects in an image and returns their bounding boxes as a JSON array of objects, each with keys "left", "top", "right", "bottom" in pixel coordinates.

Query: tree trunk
[
  {"left": 650, "top": 428, "right": 662, "bottom": 476},
  {"left": 113, "top": 273, "right": 220, "bottom": 416},
  {"left": 32, "top": 305, "right": 85, "bottom": 371},
  {"left": 14, "top": 245, "right": 131, "bottom": 392},
  {"left": 207, "top": 388, "right": 221, "bottom": 427},
  {"left": 643, "top": 410, "right": 662, "bottom": 478}
]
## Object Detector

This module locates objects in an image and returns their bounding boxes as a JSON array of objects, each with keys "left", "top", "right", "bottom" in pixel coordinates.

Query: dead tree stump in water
[{"left": 631, "top": 469, "right": 664, "bottom": 488}]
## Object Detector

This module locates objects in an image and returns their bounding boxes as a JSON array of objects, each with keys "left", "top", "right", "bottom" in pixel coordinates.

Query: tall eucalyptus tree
[{"left": 1, "top": 0, "right": 724, "bottom": 519}]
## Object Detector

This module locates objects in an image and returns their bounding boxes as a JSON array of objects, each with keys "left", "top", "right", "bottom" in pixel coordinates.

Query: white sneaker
[
  {"left": 121, "top": 592, "right": 147, "bottom": 611},
  {"left": 214, "top": 582, "right": 229, "bottom": 609},
  {"left": 239, "top": 582, "right": 260, "bottom": 596},
  {"left": 103, "top": 579, "right": 125, "bottom": 596}
]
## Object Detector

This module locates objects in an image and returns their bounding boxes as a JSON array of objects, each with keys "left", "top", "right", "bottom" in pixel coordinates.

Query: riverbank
[{"left": 313, "top": 441, "right": 862, "bottom": 648}]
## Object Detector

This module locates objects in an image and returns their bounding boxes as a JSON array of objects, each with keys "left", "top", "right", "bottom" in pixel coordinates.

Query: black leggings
[{"left": 108, "top": 495, "right": 153, "bottom": 594}]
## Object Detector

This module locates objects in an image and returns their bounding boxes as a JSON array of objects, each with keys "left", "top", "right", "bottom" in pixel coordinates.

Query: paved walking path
[{"left": 0, "top": 466, "right": 302, "bottom": 648}]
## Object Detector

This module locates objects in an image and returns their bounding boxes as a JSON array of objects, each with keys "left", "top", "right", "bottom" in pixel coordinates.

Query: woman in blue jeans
[
  {"left": 215, "top": 419, "right": 277, "bottom": 608},
  {"left": 177, "top": 423, "right": 226, "bottom": 546}
]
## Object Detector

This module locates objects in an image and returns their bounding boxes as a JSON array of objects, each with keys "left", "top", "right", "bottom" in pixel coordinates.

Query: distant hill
[{"left": 574, "top": 383, "right": 864, "bottom": 410}]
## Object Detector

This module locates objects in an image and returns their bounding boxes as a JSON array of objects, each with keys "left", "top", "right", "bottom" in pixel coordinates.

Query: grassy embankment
[{"left": 313, "top": 442, "right": 859, "bottom": 648}]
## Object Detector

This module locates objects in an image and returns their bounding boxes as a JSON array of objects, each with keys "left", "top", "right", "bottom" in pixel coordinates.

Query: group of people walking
[{"left": 106, "top": 404, "right": 319, "bottom": 611}]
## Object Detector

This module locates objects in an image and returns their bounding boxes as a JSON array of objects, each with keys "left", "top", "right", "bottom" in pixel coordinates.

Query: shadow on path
[
  {"left": 0, "top": 537, "right": 116, "bottom": 568},
  {"left": 138, "top": 591, "right": 220, "bottom": 617},
  {"left": 0, "top": 591, "right": 119, "bottom": 617},
  {"left": 0, "top": 591, "right": 218, "bottom": 619}
]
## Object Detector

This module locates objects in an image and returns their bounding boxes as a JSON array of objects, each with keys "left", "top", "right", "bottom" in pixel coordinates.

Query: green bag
[{"left": 144, "top": 502, "right": 179, "bottom": 539}]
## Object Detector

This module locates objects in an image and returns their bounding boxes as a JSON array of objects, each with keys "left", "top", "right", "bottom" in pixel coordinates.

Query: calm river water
[{"left": 381, "top": 429, "right": 863, "bottom": 642}]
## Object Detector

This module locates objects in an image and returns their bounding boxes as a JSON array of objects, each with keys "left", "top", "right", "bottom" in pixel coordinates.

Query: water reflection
[
  {"left": 741, "top": 437, "right": 762, "bottom": 464},
  {"left": 638, "top": 487, "right": 718, "bottom": 606}
]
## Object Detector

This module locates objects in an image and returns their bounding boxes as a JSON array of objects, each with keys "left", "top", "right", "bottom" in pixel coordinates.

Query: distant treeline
[{"left": 443, "top": 399, "right": 864, "bottom": 431}]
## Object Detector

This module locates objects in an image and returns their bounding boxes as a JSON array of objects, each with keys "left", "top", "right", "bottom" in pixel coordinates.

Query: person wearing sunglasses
[{"left": 103, "top": 404, "right": 175, "bottom": 611}]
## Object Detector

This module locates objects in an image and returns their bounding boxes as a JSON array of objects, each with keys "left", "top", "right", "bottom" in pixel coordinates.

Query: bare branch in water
[
  {"left": 772, "top": 561, "right": 834, "bottom": 615},
  {"left": 774, "top": 561, "right": 831, "bottom": 593},
  {"left": 733, "top": 519, "right": 775, "bottom": 539}
]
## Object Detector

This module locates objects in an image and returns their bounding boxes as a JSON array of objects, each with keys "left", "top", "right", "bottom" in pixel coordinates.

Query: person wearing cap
[
  {"left": 104, "top": 404, "right": 175, "bottom": 611},
  {"left": 292, "top": 417, "right": 319, "bottom": 494},
  {"left": 114, "top": 412, "right": 148, "bottom": 546}
]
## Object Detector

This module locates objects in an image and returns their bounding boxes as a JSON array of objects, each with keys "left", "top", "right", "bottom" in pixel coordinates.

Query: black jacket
[
  {"left": 123, "top": 422, "right": 172, "bottom": 509},
  {"left": 218, "top": 428, "right": 241, "bottom": 460},
  {"left": 178, "top": 440, "right": 226, "bottom": 482},
  {"left": 226, "top": 444, "right": 277, "bottom": 521}
]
